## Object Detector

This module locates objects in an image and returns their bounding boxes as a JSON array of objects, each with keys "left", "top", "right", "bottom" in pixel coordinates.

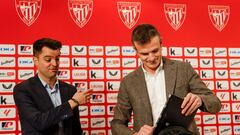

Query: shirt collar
[{"left": 38, "top": 74, "right": 59, "bottom": 92}]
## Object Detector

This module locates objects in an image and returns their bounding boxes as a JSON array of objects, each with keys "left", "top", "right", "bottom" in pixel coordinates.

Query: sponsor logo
[
  {"left": 72, "top": 46, "right": 86, "bottom": 55},
  {"left": 229, "top": 59, "right": 240, "bottom": 68},
  {"left": 0, "top": 95, "right": 15, "bottom": 106},
  {"left": 232, "top": 92, "right": 240, "bottom": 101},
  {"left": 57, "top": 69, "right": 70, "bottom": 80},
  {"left": 117, "top": 2, "right": 141, "bottom": 29},
  {"left": 216, "top": 92, "right": 230, "bottom": 101},
  {"left": 216, "top": 81, "right": 229, "bottom": 90},
  {"left": 194, "top": 115, "right": 201, "bottom": 125},
  {"left": 0, "top": 82, "right": 15, "bottom": 93},
  {"left": 232, "top": 103, "right": 240, "bottom": 112},
  {"left": 107, "top": 105, "right": 115, "bottom": 115},
  {"left": 18, "top": 69, "right": 34, "bottom": 80},
  {"left": 203, "top": 115, "right": 216, "bottom": 124},
  {"left": 15, "top": 0, "right": 41, "bottom": 26},
  {"left": 233, "top": 114, "right": 240, "bottom": 123},
  {"left": 164, "top": 4, "right": 186, "bottom": 30},
  {"left": 107, "top": 93, "right": 117, "bottom": 103},
  {"left": 59, "top": 57, "right": 70, "bottom": 68},
  {"left": 0, "top": 44, "right": 15, "bottom": 55},
  {"left": 0, "top": 121, "right": 16, "bottom": 131},
  {"left": 234, "top": 125, "right": 240, "bottom": 134},
  {"left": 229, "top": 48, "right": 240, "bottom": 57},
  {"left": 0, "top": 70, "right": 16, "bottom": 80},
  {"left": 122, "top": 58, "right": 136, "bottom": 68},
  {"left": 218, "top": 114, "right": 231, "bottom": 124},
  {"left": 0, "top": 57, "right": 15, "bottom": 67},
  {"left": 80, "top": 118, "right": 88, "bottom": 128},
  {"left": 106, "top": 58, "right": 120, "bottom": 68},
  {"left": 0, "top": 108, "right": 16, "bottom": 118},
  {"left": 200, "top": 70, "right": 214, "bottom": 79},
  {"left": 18, "top": 57, "right": 34, "bottom": 67},
  {"left": 230, "top": 70, "right": 240, "bottom": 79},
  {"left": 73, "top": 81, "right": 87, "bottom": 91},
  {"left": 105, "top": 46, "right": 120, "bottom": 56},
  {"left": 203, "top": 81, "right": 214, "bottom": 90},
  {"left": 122, "top": 46, "right": 136, "bottom": 56},
  {"left": 199, "top": 48, "right": 212, "bottom": 57},
  {"left": 200, "top": 59, "right": 213, "bottom": 68},
  {"left": 214, "top": 58, "right": 227, "bottom": 68},
  {"left": 79, "top": 106, "right": 88, "bottom": 116},
  {"left": 60, "top": 45, "right": 70, "bottom": 56},
  {"left": 231, "top": 81, "right": 240, "bottom": 90},
  {"left": 91, "top": 93, "right": 104, "bottom": 103},
  {"left": 91, "top": 118, "right": 105, "bottom": 128},
  {"left": 72, "top": 57, "right": 87, "bottom": 67},
  {"left": 89, "top": 46, "right": 103, "bottom": 56},
  {"left": 168, "top": 47, "right": 182, "bottom": 56},
  {"left": 90, "top": 81, "right": 104, "bottom": 91},
  {"left": 184, "top": 47, "right": 197, "bottom": 57},
  {"left": 218, "top": 126, "right": 232, "bottom": 135},
  {"left": 184, "top": 58, "right": 198, "bottom": 68},
  {"left": 107, "top": 81, "right": 120, "bottom": 91},
  {"left": 203, "top": 126, "right": 217, "bottom": 134},
  {"left": 208, "top": 5, "right": 230, "bottom": 31},
  {"left": 89, "top": 58, "right": 104, "bottom": 67},
  {"left": 214, "top": 48, "right": 227, "bottom": 57},
  {"left": 220, "top": 103, "right": 230, "bottom": 112},
  {"left": 106, "top": 70, "right": 120, "bottom": 79},
  {"left": 89, "top": 70, "right": 104, "bottom": 79},
  {"left": 90, "top": 105, "right": 105, "bottom": 115},
  {"left": 72, "top": 69, "right": 87, "bottom": 79},
  {"left": 215, "top": 70, "right": 228, "bottom": 79},
  {"left": 18, "top": 44, "right": 33, "bottom": 55},
  {"left": 68, "top": 0, "right": 93, "bottom": 28},
  {"left": 91, "top": 130, "right": 106, "bottom": 135}
]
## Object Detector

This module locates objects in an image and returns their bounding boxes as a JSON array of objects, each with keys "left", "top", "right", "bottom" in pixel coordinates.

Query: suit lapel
[
  {"left": 32, "top": 75, "right": 54, "bottom": 108},
  {"left": 59, "top": 81, "right": 69, "bottom": 103},
  {"left": 163, "top": 57, "right": 177, "bottom": 100}
]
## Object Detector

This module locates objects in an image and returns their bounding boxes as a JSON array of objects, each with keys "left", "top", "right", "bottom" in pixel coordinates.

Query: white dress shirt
[{"left": 142, "top": 61, "right": 167, "bottom": 125}]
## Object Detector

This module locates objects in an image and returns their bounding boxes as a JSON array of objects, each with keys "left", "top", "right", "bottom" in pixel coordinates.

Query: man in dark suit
[
  {"left": 14, "top": 38, "right": 92, "bottom": 135},
  {"left": 111, "top": 24, "right": 221, "bottom": 135}
]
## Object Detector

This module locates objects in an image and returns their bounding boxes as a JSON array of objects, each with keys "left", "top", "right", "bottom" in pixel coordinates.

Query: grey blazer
[{"left": 111, "top": 57, "right": 221, "bottom": 135}]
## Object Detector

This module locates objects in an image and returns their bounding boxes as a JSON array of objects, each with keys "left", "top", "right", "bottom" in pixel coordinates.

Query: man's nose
[
  {"left": 148, "top": 53, "right": 155, "bottom": 61},
  {"left": 51, "top": 60, "right": 58, "bottom": 66}
]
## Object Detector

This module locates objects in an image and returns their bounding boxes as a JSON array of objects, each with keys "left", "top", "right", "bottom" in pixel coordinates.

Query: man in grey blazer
[
  {"left": 14, "top": 38, "right": 92, "bottom": 135},
  {"left": 111, "top": 24, "right": 221, "bottom": 135}
]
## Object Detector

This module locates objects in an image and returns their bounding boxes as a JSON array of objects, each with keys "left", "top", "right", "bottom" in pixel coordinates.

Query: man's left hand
[{"left": 181, "top": 93, "right": 202, "bottom": 116}]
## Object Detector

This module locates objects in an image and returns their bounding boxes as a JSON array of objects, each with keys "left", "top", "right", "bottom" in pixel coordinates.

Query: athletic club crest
[
  {"left": 15, "top": 0, "right": 42, "bottom": 26},
  {"left": 117, "top": 2, "right": 141, "bottom": 29},
  {"left": 164, "top": 4, "right": 186, "bottom": 31},
  {"left": 208, "top": 5, "right": 230, "bottom": 31},
  {"left": 68, "top": 0, "right": 93, "bottom": 28}
]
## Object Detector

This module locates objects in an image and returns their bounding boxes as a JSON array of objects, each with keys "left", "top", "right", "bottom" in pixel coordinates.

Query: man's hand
[
  {"left": 69, "top": 89, "right": 93, "bottom": 109},
  {"left": 181, "top": 93, "right": 202, "bottom": 116},
  {"left": 133, "top": 125, "right": 154, "bottom": 135}
]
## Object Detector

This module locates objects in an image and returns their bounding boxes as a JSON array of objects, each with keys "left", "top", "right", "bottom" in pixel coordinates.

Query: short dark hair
[
  {"left": 131, "top": 24, "right": 161, "bottom": 49},
  {"left": 33, "top": 38, "right": 62, "bottom": 57}
]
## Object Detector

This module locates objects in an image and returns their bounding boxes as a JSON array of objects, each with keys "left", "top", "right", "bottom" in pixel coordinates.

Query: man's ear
[{"left": 33, "top": 56, "right": 38, "bottom": 66}]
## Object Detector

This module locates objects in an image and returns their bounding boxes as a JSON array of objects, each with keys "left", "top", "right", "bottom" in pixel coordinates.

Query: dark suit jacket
[
  {"left": 111, "top": 57, "right": 221, "bottom": 135},
  {"left": 13, "top": 75, "right": 82, "bottom": 135}
]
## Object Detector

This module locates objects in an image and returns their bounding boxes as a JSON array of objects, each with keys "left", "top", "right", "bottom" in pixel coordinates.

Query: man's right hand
[
  {"left": 69, "top": 89, "right": 93, "bottom": 109},
  {"left": 133, "top": 125, "right": 154, "bottom": 135}
]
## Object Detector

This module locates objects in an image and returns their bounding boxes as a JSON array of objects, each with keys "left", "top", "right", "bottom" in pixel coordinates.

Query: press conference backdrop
[{"left": 0, "top": 0, "right": 240, "bottom": 135}]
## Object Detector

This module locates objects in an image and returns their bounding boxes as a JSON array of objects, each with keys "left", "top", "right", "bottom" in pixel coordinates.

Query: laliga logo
[
  {"left": 208, "top": 5, "right": 230, "bottom": 31},
  {"left": 117, "top": 2, "right": 141, "bottom": 29},
  {"left": 68, "top": 0, "right": 93, "bottom": 28},
  {"left": 15, "top": 0, "right": 42, "bottom": 26},
  {"left": 164, "top": 4, "right": 186, "bottom": 31}
]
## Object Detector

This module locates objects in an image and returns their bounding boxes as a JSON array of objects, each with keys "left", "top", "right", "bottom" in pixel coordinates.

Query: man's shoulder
[{"left": 122, "top": 67, "right": 142, "bottom": 81}]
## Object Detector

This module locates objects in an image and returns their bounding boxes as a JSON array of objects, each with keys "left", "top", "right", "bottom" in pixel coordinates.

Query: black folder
[{"left": 153, "top": 95, "right": 197, "bottom": 135}]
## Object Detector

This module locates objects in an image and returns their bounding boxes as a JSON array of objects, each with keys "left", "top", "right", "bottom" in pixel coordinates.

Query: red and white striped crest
[
  {"left": 208, "top": 5, "right": 230, "bottom": 31},
  {"left": 117, "top": 2, "right": 141, "bottom": 29},
  {"left": 68, "top": 0, "right": 93, "bottom": 28},
  {"left": 15, "top": 0, "right": 42, "bottom": 26},
  {"left": 164, "top": 4, "right": 186, "bottom": 31}
]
